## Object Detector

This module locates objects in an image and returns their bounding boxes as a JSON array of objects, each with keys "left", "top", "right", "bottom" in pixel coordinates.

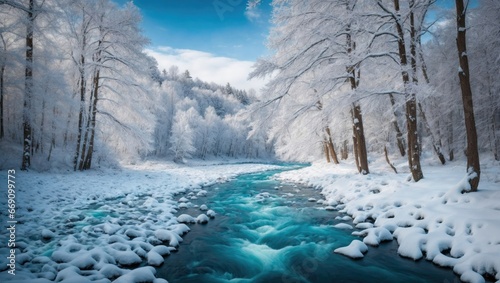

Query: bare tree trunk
[
  {"left": 351, "top": 103, "right": 369, "bottom": 174},
  {"left": 388, "top": 93, "right": 406, "bottom": 156},
  {"left": 324, "top": 140, "right": 331, "bottom": 163},
  {"left": 384, "top": 145, "right": 398, "bottom": 173},
  {"left": 82, "top": 68, "right": 100, "bottom": 170},
  {"left": 493, "top": 111, "right": 499, "bottom": 161},
  {"left": 455, "top": 0, "right": 480, "bottom": 191},
  {"left": 418, "top": 102, "right": 446, "bottom": 164},
  {"left": 74, "top": 55, "right": 86, "bottom": 170},
  {"left": 325, "top": 126, "right": 339, "bottom": 164},
  {"left": 0, "top": 33, "right": 5, "bottom": 139},
  {"left": 0, "top": 64, "right": 4, "bottom": 139},
  {"left": 352, "top": 132, "right": 360, "bottom": 172},
  {"left": 341, "top": 139, "right": 348, "bottom": 160},
  {"left": 21, "top": 0, "right": 34, "bottom": 171},
  {"left": 38, "top": 96, "right": 46, "bottom": 154}
]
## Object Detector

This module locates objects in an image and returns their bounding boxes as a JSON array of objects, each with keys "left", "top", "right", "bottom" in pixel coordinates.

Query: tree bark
[
  {"left": 341, "top": 139, "right": 348, "bottom": 160},
  {"left": 393, "top": 0, "right": 423, "bottom": 181},
  {"left": 82, "top": 68, "right": 100, "bottom": 170},
  {"left": 455, "top": 0, "right": 480, "bottom": 191},
  {"left": 0, "top": 64, "right": 4, "bottom": 139},
  {"left": 324, "top": 140, "right": 331, "bottom": 163},
  {"left": 74, "top": 53, "right": 86, "bottom": 169},
  {"left": 346, "top": 16, "right": 369, "bottom": 175},
  {"left": 418, "top": 102, "right": 446, "bottom": 164},
  {"left": 384, "top": 146, "right": 398, "bottom": 173},
  {"left": 74, "top": 7, "right": 90, "bottom": 170},
  {"left": 388, "top": 93, "right": 406, "bottom": 156},
  {"left": 21, "top": 0, "right": 34, "bottom": 171},
  {"left": 351, "top": 103, "right": 369, "bottom": 174},
  {"left": 325, "top": 126, "right": 339, "bottom": 164}
]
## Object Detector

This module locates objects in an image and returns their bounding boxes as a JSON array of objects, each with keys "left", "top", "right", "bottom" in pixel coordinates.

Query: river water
[{"left": 157, "top": 167, "right": 460, "bottom": 283}]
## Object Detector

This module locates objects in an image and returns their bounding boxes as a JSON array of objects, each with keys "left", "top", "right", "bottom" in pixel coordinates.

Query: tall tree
[
  {"left": 0, "top": 33, "right": 6, "bottom": 139},
  {"left": 71, "top": 0, "right": 151, "bottom": 170},
  {"left": 375, "top": 0, "right": 426, "bottom": 181},
  {"left": 455, "top": 0, "right": 480, "bottom": 191},
  {"left": 0, "top": 0, "right": 40, "bottom": 170}
]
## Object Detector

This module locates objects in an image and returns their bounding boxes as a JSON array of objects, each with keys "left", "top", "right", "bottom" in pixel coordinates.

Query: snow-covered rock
[
  {"left": 196, "top": 214, "right": 209, "bottom": 224},
  {"left": 206, "top": 210, "right": 216, "bottom": 218},
  {"left": 154, "top": 229, "right": 183, "bottom": 247},
  {"left": 177, "top": 214, "right": 196, "bottom": 224},
  {"left": 147, "top": 251, "right": 164, "bottom": 266},
  {"left": 334, "top": 240, "right": 368, "bottom": 259}
]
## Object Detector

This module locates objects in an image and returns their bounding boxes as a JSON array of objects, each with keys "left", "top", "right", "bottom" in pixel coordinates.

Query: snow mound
[
  {"left": 334, "top": 240, "right": 368, "bottom": 259},
  {"left": 197, "top": 190, "right": 208, "bottom": 197},
  {"left": 113, "top": 266, "right": 157, "bottom": 283},
  {"left": 333, "top": 223, "right": 353, "bottom": 230},
  {"left": 196, "top": 214, "right": 209, "bottom": 224},
  {"left": 147, "top": 251, "right": 164, "bottom": 266},
  {"left": 206, "top": 210, "right": 216, "bottom": 218},
  {"left": 361, "top": 227, "right": 393, "bottom": 246},
  {"left": 41, "top": 229, "right": 56, "bottom": 240},
  {"left": 393, "top": 227, "right": 426, "bottom": 260},
  {"left": 154, "top": 229, "right": 183, "bottom": 247},
  {"left": 177, "top": 214, "right": 196, "bottom": 224}
]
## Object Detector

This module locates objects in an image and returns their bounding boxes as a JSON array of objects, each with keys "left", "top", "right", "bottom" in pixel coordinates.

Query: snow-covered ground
[
  {"left": 0, "top": 160, "right": 282, "bottom": 282},
  {"left": 1, "top": 156, "right": 499, "bottom": 283},
  {"left": 277, "top": 156, "right": 500, "bottom": 283}
]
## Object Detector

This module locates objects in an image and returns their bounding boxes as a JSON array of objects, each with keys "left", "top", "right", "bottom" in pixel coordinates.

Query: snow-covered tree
[{"left": 169, "top": 109, "right": 196, "bottom": 163}]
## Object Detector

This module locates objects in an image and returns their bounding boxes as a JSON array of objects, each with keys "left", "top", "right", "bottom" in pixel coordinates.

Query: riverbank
[
  {"left": 0, "top": 160, "right": 282, "bottom": 282},
  {"left": 277, "top": 156, "right": 500, "bottom": 283}
]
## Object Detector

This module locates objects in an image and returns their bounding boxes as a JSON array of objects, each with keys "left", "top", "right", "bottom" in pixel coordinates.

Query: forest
[
  {"left": 0, "top": 1, "right": 499, "bottom": 282},
  {"left": 0, "top": 0, "right": 499, "bottom": 188},
  {"left": 0, "top": 0, "right": 271, "bottom": 171}
]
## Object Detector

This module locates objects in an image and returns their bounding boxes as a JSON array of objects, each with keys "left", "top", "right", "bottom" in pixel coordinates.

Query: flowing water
[{"left": 157, "top": 166, "right": 460, "bottom": 283}]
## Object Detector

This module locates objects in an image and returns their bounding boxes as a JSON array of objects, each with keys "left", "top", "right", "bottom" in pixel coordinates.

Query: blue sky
[{"left": 115, "top": 0, "right": 273, "bottom": 61}]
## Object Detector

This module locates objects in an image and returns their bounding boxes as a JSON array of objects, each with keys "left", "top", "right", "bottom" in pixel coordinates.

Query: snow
[
  {"left": 278, "top": 156, "right": 500, "bottom": 283},
  {"left": 206, "top": 209, "right": 216, "bottom": 218},
  {"left": 333, "top": 223, "right": 353, "bottom": 230},
  {"left": 3, "top": 156, "right": 499, "bottom": 282},
  {"left": 147, "top": 251, "right": 164, "bottom": 266},
  {"left": 41, "top": 229, "right": 56, "bottom": 240},
  {"left": 196, "top": 214, "right": 209, "bottom": 224},
  {"left": 0, "top": 160, "right": 281, "bottom": 282},
  {"left": 177, "top": 214, "right": 196, "bottom": 224},
  {"left": 334, "top": 240, "right": 368, "bottom": 259}
]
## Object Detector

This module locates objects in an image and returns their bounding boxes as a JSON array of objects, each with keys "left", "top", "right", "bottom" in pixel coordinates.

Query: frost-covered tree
[
  {"left": 251, "top": 0, "right": 376, "bottom": 172},
  {"left": 169, "top": 109, "right": 196, "bottom": 163},
  {"left": 70, "top": 0, "right": 153, "bottom": 170}
]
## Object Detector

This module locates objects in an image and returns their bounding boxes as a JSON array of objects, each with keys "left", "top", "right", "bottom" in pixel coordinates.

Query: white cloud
[
  {"left": 145, "top": 46, "right": 268, "bottom": 93},
  {"left": 244, "top": 8, "right": 262, "bottom": 22}
]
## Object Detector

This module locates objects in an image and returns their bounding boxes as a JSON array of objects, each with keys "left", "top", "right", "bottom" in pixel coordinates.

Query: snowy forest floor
[
  {"left": 0, "top": 156, "right": 499, "bottom": 283},
  {"left": 277, "top": 155, "right": 500, "bottom": 283}
]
